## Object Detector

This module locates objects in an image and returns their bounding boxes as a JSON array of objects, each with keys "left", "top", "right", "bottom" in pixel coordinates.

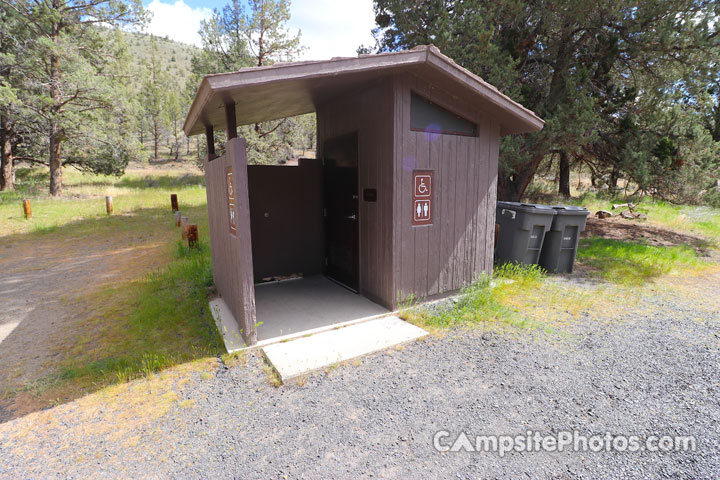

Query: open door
[{"left": 323, "top": 132, "right": 359, "bottom": 291}]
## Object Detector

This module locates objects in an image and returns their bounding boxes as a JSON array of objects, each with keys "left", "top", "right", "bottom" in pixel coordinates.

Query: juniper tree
[{"left": 369, "top": 0, "right": 720, "bottom": 201}]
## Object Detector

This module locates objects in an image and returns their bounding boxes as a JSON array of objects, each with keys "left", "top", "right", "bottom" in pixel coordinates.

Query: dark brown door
[{"left": 323, "top": 133, "right": 359, "bottom": 291}]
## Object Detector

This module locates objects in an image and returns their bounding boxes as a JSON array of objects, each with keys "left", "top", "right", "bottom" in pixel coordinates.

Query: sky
[{"left": 143, "top": 0, "right": 377, "bottom": 60}]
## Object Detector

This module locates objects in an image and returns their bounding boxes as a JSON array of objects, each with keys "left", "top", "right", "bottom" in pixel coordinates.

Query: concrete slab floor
[
  {"left": 254, "top": 275, "right": 388, "bottom": 341},
  {"left": 262, "top": 315, "right": 428, "bottom": 382}
]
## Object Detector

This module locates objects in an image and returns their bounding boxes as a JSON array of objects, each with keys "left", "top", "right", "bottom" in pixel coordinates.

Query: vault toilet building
[{"left": 183, "top": 45, "right": 544, "bottom": 347}]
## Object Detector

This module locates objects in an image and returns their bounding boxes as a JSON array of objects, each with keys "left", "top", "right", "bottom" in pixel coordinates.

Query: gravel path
[{"left": 1, "top": 269, "right": 719, "bottom": 479}]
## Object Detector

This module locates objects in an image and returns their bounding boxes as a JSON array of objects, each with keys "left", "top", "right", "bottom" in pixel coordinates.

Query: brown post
[
  {"left": 174, "top": 211, "right": 182, "bottom": 227},
  {"left": 181, "top": 215, "right": 189, "bottom": 240},
  {"left": 105, "top": 196, "right": 113, "bottom": 215},
  {"left": 187, "top": 224, "right": 199, "bottom": 249},
  {"left": 205, "top": 125, "right": 216, "bottom": 157},
  {"left": 22, "top": 199, "right": 31, "bottom": 219},
  {"left": 170, "top": 194, "right": 178, "bottom": 212},
  {"left": 225, "top": 103, "right": 237, "bottom": 140}
]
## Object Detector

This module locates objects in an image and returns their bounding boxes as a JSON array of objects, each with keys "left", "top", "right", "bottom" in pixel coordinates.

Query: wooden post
[
  {"left": 181, "top": 215, "right": 189, "bottom": 240},
  {"left": 225, "top": 103, "right": 237, "bottom": 140},
  {"left": 205, "top": 125, "right": 216, "bottom": 157},
  {"left": 174, "top": 211, "right": 182, "bottom": 227},
  {"left": 105, "top": 196, "right": 113, "bottom": 215},
  {"left": 187, "top": 224, "right": 199, "bottom": 249},
  {"left": 22, "top": 199, "right": 31, "bottom": 219},
  {"left": 170, "top": 194, "right": 178, "bottom": 212}
]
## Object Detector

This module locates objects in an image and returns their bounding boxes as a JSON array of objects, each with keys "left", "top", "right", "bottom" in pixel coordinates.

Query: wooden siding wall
[
  {"left": 316, "top": 80, "right": 395, "bottom": 309},
  {"left": 204, "top": 138, "right": 257, "bottom": 345},
  {"left": 392, "top": 73, "right": 499, "bottom": 303}
]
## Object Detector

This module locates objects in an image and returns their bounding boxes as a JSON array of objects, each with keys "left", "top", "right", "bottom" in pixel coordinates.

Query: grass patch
[
  {"left": 565, "top": 194, "right": 720, "bottom": 245},
  {"left": 577, "top": 237, "right": 706, "bottom": 284},
  {"left": 0, "top": 166, "right": 207, "bottom": 237},
  {"left": 402, "top": 264, "right": 548, "bottom": 331},
  {"left": 52, "top": 239, "right": 223, "bottom": 390}
]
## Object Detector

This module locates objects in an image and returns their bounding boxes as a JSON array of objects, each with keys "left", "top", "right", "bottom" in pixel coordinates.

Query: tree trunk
[
  {"left": 497, "top": 152, "right": 545, "bottom": 201},
  {"left": 608, "top": 166, "right": 620, "bottom": 194},
  {"left": 49, "top": 126, "right": 63, "bottom": 196},
  {"left": 558, "top": 150, "right": 571, "bottom": 198},
  {"left": 49, "top": 49, "right": 63, "bottom": 196},
  {"left": 153, "top": 118, "right": 159, "bottom": 162},
  {"left": 0, "top": 118, "right": 14, "bottom": 191}
]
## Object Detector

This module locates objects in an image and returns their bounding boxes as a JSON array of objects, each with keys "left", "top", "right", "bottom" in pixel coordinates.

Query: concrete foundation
[{"left": 254, "top": 276, "right": 388, "bottom": 341}]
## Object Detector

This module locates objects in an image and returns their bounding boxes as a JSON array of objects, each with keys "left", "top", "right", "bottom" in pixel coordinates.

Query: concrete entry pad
[
  {"left": 263, "top": 315, "right": 428, "bottom": 382},
  {"left": 254, "top": 276, "right": 388, "bottom": 341}
]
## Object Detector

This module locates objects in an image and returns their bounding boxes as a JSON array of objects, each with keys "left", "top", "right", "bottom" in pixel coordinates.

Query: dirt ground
[
  {"left": 583, "top": 215, "right": 713, "bottom": 253},
  {"left": 0, "top": 223, "right": 172, "bottom": 419}
]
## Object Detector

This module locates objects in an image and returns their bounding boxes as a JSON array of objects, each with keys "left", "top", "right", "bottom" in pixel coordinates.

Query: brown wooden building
[{"left": 184, "top": 45, "right": 543, "bottom": 346}]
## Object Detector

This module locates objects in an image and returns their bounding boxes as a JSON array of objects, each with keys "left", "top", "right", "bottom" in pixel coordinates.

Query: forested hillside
[
  {"left": 0, "top": 0, "right": 315, "bottom": 196},
  {"left": 125, "top": 32, "right": 198, "bottom": 82}
]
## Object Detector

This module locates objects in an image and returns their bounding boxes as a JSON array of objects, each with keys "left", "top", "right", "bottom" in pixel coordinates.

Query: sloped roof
[{"left": 183, "top": 45, "right": 544, "bottom": 137}]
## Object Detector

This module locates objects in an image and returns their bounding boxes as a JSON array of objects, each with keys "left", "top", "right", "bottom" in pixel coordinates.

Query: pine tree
[
  {"left": 369, "top": 0, "right": 720, "bottom": 201},
  {"left": 191, "top": 0, "right": 312, "bottom": 165},
  {"left": 3, "top": 0, "right": 145, "bottom": 195}
]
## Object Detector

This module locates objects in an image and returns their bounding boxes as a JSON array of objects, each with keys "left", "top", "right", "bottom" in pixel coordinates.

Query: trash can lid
[
  {"left": 552, "top": 205, "right": 590, "bottom": 215},
  {"left": 497, "top": 201, "right": 557, "bottom": 214}
]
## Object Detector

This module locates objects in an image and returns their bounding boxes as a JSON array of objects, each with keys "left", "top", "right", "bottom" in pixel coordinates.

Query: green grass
[
  {"left": 577, "top": 237, "right": 705, "bottom": 284},
  {"left": 27, "top": 238, "right": 222, "bottom": 399},
  {"left": 0, "top": 166, "right": 207, "bottom": 236},
  {"left": 53, "top": 239, "right": 223, "bottom": 388},
  {"left": 402, "top": 264, "right": 547, "bottom": 331}
]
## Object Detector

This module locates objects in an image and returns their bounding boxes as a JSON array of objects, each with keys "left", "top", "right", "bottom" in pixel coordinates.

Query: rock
[{"left": 596, "top": 210, "right": 613, "bottom": 219}]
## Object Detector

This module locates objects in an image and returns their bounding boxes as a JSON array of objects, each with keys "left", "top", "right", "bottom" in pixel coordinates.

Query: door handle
[{"left": 346, "top": 214, "right": 358, "bottom": 220}]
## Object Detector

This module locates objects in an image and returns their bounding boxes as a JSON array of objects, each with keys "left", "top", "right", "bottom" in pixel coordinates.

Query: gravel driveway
[{"left": 1, "top": 269, "right": 719, "bottom": 479}]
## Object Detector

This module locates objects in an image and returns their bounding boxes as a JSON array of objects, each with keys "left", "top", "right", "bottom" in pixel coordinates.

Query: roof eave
[
  {"left": 183, "top": 46, "right": 545, "bottom": 137},
  {"left": 183, "top": 77, "right": 212, "bottom": 137},
  {"left": 424, "top": 48, "right": 544, "bottom": 135}
]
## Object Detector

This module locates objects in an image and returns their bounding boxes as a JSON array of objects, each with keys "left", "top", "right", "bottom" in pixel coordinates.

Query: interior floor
[{"left": 254, "top": 275, "right": 388, "bottom": 341}]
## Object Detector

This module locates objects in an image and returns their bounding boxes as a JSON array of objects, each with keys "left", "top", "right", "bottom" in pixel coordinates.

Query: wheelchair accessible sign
[{"left": 412, "top": 170, "right": 433, "bottom": 226}]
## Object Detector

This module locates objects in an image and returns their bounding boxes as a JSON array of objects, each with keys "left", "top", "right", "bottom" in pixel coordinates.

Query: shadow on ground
[{"left": 584, "top": 216, "right": 714, "bottom": 254}]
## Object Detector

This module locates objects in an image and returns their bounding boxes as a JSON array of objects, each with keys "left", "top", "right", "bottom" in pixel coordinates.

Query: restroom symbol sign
[
  {"left": 412, "top": 170, "right": 433, "bottom": 226},
  {"left": 414, "top": 199, "right": 431, "bottom": 221}
]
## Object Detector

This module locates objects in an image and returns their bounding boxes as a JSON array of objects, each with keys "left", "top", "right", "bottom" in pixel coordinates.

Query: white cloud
[
  {"left": 289, "top": 0, "right": 376, "bottom": 60},
  {"left": 142, "top": 0, "right": 377, "bottom": 57},
  {"left": 145, "top": 0, "right": 213, "bottom": 46}
]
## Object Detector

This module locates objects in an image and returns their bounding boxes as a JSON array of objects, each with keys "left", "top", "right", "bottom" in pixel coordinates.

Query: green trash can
[
  {"left": 495, "top": 201, "right": 557, "bottom": 265},
  {"left": 538, "top": 205, "right": 590, "bottom": 273}
]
